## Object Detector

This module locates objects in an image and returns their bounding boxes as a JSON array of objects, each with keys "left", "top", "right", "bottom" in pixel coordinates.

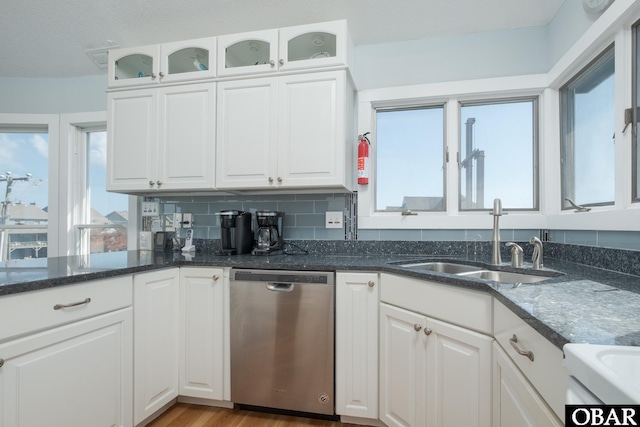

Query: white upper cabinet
[
  {"left": 217, "top": 20, "right": 351, "bottom": 77},
  {"left": 108, "top": 37, "right": 217, "bottom": 88}
]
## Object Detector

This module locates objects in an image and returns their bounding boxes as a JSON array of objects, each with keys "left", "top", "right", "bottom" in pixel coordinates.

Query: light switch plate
[
  {"left": 325, "top": 211, "right": 343, "bottom": 229},
  {"left": 141, "top": 202, "right": 159, "bottom": 217}
]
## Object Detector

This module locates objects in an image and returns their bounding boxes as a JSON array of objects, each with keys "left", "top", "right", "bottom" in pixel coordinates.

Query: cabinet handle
[
  {"left": 424, "top": 327, "right": 432, "bottom": 336},
  {"left": 149, "top": 180, "right": 155, "bottom": 187},
  {"left": 509, "top": 334, "right": 534, "bottom": 361},
  {"left": 212, "top": 275, "right": 219, "bottom": 281},
  {"left": 54, "top": 297, "right": 91, "bottom": 310},
  {"left": 413, "top": 324, "right": 422, "bottom": 332},
  {"left": 367, "top": 280, "right": 375, "bottom": 288},
  {"left": 279, "top": 59, "right": 285, "bottom": 66},
  {"left": 269, "top": 59, "right": 275, "bottom": 67},
  {"left": 156, "top": 180, "right": 162, "bottom": 187}
]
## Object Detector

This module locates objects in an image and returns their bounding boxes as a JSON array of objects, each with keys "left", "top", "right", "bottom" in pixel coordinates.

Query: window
[
  {"left": 76, "top": 129, "right": 128, "bottom": 254},
  {"left": 560, "top": 45, "right": 615, "bottom": 209},
  {"left": 459, "top": 99, "right": 537, "bottom": 210},
  {"left": 375, "top": 106, "right": 445, "bottom": 211},
  {"left": 0, "top": 129, "right": 48, "bottom": 260}
]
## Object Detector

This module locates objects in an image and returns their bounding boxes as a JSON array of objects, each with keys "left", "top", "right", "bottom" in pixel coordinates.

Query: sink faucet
[
  {"left": 491, "top": 198, "right": 503, "bottom": 265},
  {"left": 530, "top": 236, "right": 543, "bottom": 269}
]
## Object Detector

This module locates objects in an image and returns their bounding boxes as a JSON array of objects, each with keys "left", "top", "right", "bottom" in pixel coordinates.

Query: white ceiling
[{"left": 1, "top": 0, "right": 565, "bottom": 79}]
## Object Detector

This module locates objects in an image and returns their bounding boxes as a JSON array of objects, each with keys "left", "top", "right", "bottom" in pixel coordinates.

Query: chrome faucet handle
[
  {"left": 529, "top": 236, "right": 543, "bottom": 269},
  {"left": 505, "top": 242, "right": 523, "bottom": 267}
]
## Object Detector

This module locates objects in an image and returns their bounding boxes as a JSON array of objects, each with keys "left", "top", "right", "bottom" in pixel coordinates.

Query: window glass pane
[
  {"left": 460, "top": 99, "right": 536, "bottom": 210},
  {"left": 84, "top": 130, "right": 127, "bottom": 253},
  {"left": 375, "top": 107, "right": 445, "bottom": 211},
  {"left": 634, "top": 23, "right": 640, "bottom": 202},
  {"left": 561, "top": 46, "right": 615, "bottom": 208},
  {"left": 0, "top": 131, "right": 48, "bottom": 260}
]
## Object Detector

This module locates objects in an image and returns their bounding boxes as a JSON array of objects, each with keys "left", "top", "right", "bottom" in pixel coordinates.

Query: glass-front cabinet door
[
  {"left": 160, "top": 37, "right": 217, "bottom": 83},
  {"left": 108, "top": 45, "right": 160, "bottom": 88},
  {"left": 278, "top": 20, "right": 350, "bottom": 72},
  {"left": 217, "top": 29, "right": 278, "bottom": 77}
]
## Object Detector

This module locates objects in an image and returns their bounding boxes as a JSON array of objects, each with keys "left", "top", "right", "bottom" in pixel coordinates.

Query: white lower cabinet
[
  {"left": 380, "top": 302, "right": 492, "bottom": 427},
  {"left": 335, "top": 272, "right": 379, "bottom": 420},
  {"left": 492, "top": 343, "right": 562, "bottom": 427},
  {"left": 0, "top": 308, "right": 133, "bottom": 427},
  {"left": 179, "top": 267, "right": 229, "bottom": 401},
  {"left": 133, "top": 268, "right": 180, "bottom": 425}
]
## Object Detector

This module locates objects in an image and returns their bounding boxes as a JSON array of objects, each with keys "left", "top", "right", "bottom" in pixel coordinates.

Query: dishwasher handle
[{"left": 266, "top": 282, "right": 294, "bottom": 292}]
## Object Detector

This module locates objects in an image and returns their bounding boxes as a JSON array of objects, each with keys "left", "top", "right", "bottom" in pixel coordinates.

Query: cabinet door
[
  {"left": 133, "top": 269, "right": 180, "bottom": 425},
  {"left": 425, "top": 317, "right": 492, "bottom": 427},
  {"left": 217, "top": 29, "right": 278, "bottom": 77},
  {"left": 277, "top": 71, "right": 347, "bottom": 188},
  {"left": 158, "top": 83, "right": 216, "bottom": 190},
  {"left": 216, "top": 78, "right": 278, "bottom": 189},
  {"left": 160, "top": 37, "right": 217, "bottom": 83},
  {"left": 108, "top": 44, "right": 160, "bottom": 88},
  {"left": 0, "top": 308, "right": 133, "bottom": 427},
  {"left": 380, "top": 303, "right": 427, "bottom": 427},
  {"left": 335, "top": 272, "right": 379, "bottom": 419},
  {"left": 278, "top": 20, "right": 350, "bottom": 72},
  {"left": 107, "top": 89, "right": 158, "bottom": 192},
  {"left": 179, "top": 267, "right": 228, "bottom": 401},
  {"left": 492, "top": 343, "right": 562, "bottom": 427}
]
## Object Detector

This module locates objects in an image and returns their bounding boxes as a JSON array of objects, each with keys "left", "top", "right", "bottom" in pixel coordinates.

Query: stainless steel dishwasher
[{"left": 230, "top": 269, "right": 335, "bottom": 415}]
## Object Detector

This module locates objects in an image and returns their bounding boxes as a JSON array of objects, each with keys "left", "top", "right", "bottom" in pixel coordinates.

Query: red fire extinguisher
[{"left": 357, "top": 132, "right": 371, "bottom": 185}]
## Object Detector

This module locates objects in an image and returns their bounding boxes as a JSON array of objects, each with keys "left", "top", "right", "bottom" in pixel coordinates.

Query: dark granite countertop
[{"left": 1, "top": 248, "right": 639, "bottom": 350}]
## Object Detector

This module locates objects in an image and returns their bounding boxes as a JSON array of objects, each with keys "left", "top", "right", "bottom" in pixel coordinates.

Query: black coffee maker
[
  {"left": 252, "top": 211, "right": 285, "bottom": 255},
  {"left": 217, "top": 210, "right": 253, "bottom": 255}
]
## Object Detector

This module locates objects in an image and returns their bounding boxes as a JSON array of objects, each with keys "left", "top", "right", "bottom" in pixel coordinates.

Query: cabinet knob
[
  {"left": 159, "top": 71, "right": 165, "bottom": 78},
  {"left": 269, "top": 60, "right": 275, "bottom": 67},
  {"left": 424, "top": 327, "right": 432, "bottom": 336},
  {"left": 151, "top": 73, "right": 157, "bottom": 79},
  {"left": 156, "top": 180, "right": 162, "bottom": 187},
  {"left": 212, "top": 275, "right": 219, "bottom": 281},
  {"left": 0, "top": 358, "right": 4, "bottom": 368},
  {"left": 413, "top": 324, "right": 422, "bottom": 332},
  {"left": 367, "top": 280, "right": 375, "bottom": 288},
  {"left": 268, "top": 177, "right": 274, "bottom": 184},
  {"left": 277, "top": 177, "right": 282, "bottom": 183},
  {"left": 279, "top": 59, "right": 285, "bottom": 66},
  {"left": 149, "top": 180, "right": 155, "bottom": 187}
]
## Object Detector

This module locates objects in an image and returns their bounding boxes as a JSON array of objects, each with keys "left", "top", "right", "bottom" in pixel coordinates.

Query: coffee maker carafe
[
  {"left": 217, "top": 210, "right": 253, "bottom": 255},
  {"left": 252, "top": 211, "right": 284, "bottom": 255}
]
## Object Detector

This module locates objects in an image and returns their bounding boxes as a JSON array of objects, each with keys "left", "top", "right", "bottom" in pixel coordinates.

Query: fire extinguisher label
[{"left": 358, "top": 157, "right": 369, "bottom": 180}]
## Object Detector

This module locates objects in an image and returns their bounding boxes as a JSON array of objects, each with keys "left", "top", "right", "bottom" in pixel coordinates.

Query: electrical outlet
[
  {"left": 173, "top": 213, "right": 183, "bottom": 228},
  {"left": 182, "top": 213, "right": 193, "bottom": 228},
  {"left": 325, "top": 211, "right": 343, "bottom": 229}
]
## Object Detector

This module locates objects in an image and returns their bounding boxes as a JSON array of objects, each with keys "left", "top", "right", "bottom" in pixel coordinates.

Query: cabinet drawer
[
  {"left": 380, "top": 273, "right": 493, "bottom": 334},
  {"left": 0, "top": 275, "right": 133, "bottom": 342},
  {"left": 493, "top": 300, "right": 565, "bottom": 421}
]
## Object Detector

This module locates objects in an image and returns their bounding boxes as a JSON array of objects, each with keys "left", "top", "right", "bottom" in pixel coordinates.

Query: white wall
[{"left": 0, "top": 2, "right": 596, "bottom": 113}]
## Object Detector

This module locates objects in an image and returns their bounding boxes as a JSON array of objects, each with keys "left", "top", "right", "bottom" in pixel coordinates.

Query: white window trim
[
  {"left": 60, "top": 112, "right": 138, "bottom": 255},
  {"left": 0, "top": 113, "right": 59, "bottom": 256},
  {"left": 357, "top": 0, "right": 640, "bottom": 232}
]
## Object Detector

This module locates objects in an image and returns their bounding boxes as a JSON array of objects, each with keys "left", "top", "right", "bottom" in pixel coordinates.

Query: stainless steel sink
[
  {"left": 457, "top": 270, "right": 551, "bottom": 283},
  {"left": 398, "top": 262, "right": 483, "bottom": 274}
]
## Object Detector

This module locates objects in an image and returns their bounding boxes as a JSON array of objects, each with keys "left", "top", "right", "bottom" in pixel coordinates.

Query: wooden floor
[{"left": 147, "top": 403, "right": 353, "bottom": 427}]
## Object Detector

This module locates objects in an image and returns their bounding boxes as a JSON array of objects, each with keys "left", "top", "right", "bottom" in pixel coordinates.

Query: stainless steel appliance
[
  {"left": 217, "top": 210, "right": 253, "bottom": 255},
  {"left": 230, "top": 269, "right": 335, "bottom": 415},
  {"left": 252, "top": 211, "right": 285, "bottom": 255}
]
